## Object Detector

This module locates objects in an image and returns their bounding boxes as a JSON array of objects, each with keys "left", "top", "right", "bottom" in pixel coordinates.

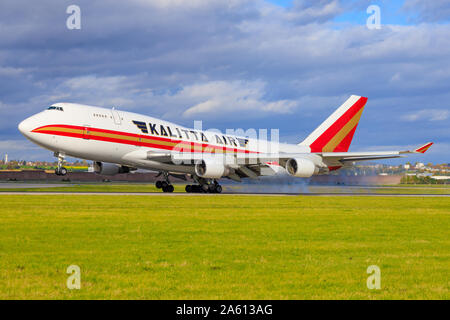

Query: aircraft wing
[
  {"left": 319, "top": 142, "right": 433, "bottom": 163},
  {"left": 164, "top": 142, "right": 433, "bottom": 163},
  {"left": 124, "top": 142, "right": 433, "bottom": 180}
]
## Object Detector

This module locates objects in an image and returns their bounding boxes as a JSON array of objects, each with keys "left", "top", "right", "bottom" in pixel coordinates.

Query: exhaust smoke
[{"left": 223, "top": 174, "right": 311, "bottom": 194}]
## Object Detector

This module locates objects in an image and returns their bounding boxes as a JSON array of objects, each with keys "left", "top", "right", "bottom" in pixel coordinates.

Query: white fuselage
[{"left": 18, "top": 103, "right": 310, "bottom": 174}]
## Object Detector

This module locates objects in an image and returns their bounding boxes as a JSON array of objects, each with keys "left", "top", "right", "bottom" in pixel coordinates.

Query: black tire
[
  {"left": 185, "top": 185, "right": 192, "bottom": 193},
  {"left": 60, "top": 167, "right": 67, "bottom": 176},
  {"left": 167, "top": 185, "right": 174, "bottom": 193},
  {"left": 54, "top": 168, "right": 60, "bottom": 176},
  {"left": 215, "top": 185, "right": 222, "bottom": 193},
  {"left": 161, "top": 181, "right": 168, "bottom": 189},
  {"left": 155, "top": 181, "right": 163, "bottom": 189}
]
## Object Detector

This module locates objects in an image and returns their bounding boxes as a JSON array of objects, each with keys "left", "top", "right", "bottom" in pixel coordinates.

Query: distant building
[
  {"left": 431, "top": 176, "right": 450, "bottom": 181},
  {"left": 415, "top": 162, "right": 425, "bottom": 169},
  {"left": 404, "top": 164, "right": 410, "bottom": 170}
]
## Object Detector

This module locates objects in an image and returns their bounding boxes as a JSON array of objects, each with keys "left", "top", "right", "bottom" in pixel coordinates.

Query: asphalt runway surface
[
  {"left": 0, "top": 192, "right": 448, "bottom": 197},
  {"left": 0, "top": 183, "right": 448, "bottom": 196},
  {"left": 0, "top": 183, "right": 73, "bottom": 188}
]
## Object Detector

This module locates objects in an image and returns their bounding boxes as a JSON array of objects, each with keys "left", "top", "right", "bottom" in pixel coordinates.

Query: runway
[
  {"left": 0, "top": 192, "right": 448, "bottom": 197},
  {"left": 0, "top": 183, "right": 73, "bottom": 189},
  {"left": 1, "top": 182, "right": 448, "bottom": 197}
]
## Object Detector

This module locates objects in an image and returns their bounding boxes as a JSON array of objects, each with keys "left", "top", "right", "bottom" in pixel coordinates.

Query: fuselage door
[
  {"left": 136, "top": 135, "right": 142, "bottom": 147},
  {"left": 111, "top": 108, "right": 122, "bottom": 125},
  {"left": 83, "top": 126, "right": 91, "bottom": 140}
]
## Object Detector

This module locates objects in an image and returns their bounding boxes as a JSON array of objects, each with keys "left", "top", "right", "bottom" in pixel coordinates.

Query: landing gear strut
[
  {"left": 155, "top": 172, "right": 174, "bottom": 193},
  {"left": 54, "top": 152, "right": 67, "bottom": 176}
]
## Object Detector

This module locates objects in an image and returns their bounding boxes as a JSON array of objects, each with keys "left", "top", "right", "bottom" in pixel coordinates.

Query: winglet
[{"left": 414, "top": 142, "right": 433, "bottom": 154}]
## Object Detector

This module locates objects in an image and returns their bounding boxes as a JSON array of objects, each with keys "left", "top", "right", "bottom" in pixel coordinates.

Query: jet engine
[
  {"left": 194, "top": 158, "right": 230, "bottom": 179},
  {"left": 285, "top": 158, "right": 318, "bottom": 178},
  {"left": 93, "top": 162, "right": 132, "bottom": 175}
]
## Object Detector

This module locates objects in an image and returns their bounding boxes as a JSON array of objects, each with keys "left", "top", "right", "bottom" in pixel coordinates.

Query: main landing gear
[
  {"left": 54, "top": 152, "right": 67, "bottom": 176},
  {"left": 185, "top": 179, "right": 222, "bottom": 193},
  {"left": 155, "top": 172, "right": 174, "bottom": 193},
  {"left": 155, "top": 173, "right": 223, "bottom": 193}
]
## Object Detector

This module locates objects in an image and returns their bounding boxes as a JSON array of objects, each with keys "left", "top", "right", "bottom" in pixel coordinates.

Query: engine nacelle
[
  {"left": 194, "top": 158, "right": 229, "bottom": 179},
  {"left": 93, "top": 162, "right": 131, "bottom": 175},
  {"left": 285, "top": 158, "right": 318, "bottom": 178}
]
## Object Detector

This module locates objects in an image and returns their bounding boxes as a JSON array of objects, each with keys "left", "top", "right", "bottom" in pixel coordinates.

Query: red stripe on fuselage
[{"left": 32, "top": 124, "right": 256, "bottom": 154}]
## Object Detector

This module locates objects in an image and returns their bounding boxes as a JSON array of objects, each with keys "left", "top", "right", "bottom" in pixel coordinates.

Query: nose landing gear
[{"left": 54, "top": 152, "right": 67, "bottom": 176}]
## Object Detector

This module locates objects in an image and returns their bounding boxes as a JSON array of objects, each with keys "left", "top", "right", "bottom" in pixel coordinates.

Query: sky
[{"left": 0, "top": 0, "right": 449, "bottom": 164}]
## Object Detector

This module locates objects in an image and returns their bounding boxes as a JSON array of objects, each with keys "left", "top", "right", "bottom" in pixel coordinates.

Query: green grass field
[
  {"left": 0, "top": 195, "right": 448, "bottom": 299},
  {"left": 0, "top": 182, "right": 449, "bottom": 194}
]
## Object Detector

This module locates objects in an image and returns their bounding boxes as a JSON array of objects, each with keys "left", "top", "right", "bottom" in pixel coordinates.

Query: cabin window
[{"left": 47, "top": 106, "right": 64, "bottom": 111}]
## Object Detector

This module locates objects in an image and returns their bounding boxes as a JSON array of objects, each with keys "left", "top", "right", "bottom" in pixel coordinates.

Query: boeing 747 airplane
[{"left": 18, "top": 95, "right": 432, "bottom": 193}]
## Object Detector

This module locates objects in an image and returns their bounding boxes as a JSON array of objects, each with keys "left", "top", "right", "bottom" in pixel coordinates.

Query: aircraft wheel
[
  {"left": 60, "top": 167, "right": 68, "bottom": 176},
  {"left": 162, "top": 184, "right": 174, "bottom": 193},
  {"left": 155, "top": 181, "right": 163, "bottom": 189},
  {"left": 185, "top": 185, "right": 192, "bottom": 193},
  {"left": 215, "top": 185, "right": 222, "bottom": 194},
  {"left": 54, "top": 168, "right": 60, "bottom": 176},
  {"left": 161, "top": 181, "right": 168, "bottom": 189}
]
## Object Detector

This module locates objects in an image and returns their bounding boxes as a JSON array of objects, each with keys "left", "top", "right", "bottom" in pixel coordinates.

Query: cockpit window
[{"left": 47, "top": 106, "right": 64, "bottom": 111}]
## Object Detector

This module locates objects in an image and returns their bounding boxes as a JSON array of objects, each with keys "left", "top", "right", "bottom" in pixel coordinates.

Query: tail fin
[{"left": 300, "top": 95, "right": 368, "bottom": 153}]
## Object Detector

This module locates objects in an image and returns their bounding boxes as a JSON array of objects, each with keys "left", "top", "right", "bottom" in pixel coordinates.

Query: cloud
[
  {"left": 287, "top": 0, "right": 343, "bottom": 24},
  {"left": 0, "top": 140, "right": 48, "bottom": 161},
  {"left": 178, "top": 81, "right": 297, "bottom": 118},
  {"left": 403, "top": 0, "right": 450, "bottom": 23},
  {"left": 0, "top": 140, "right": 40, "bottom": 151},
  {"left": 402, "top": 109, "right": 450, "bottom": 122},
  {"left": 0, "top": 0, "right": 449, "bottom": 162}
]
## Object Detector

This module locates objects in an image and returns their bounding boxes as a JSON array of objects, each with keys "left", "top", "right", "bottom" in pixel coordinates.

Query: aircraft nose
[{"left": 18, "top": 117, "right": 33, "bottom": 137}]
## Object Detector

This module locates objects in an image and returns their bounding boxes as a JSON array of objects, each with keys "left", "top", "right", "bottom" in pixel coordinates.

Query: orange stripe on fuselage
[{"left": 32, "top": 124, "right": 255, "bottom": 154}]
